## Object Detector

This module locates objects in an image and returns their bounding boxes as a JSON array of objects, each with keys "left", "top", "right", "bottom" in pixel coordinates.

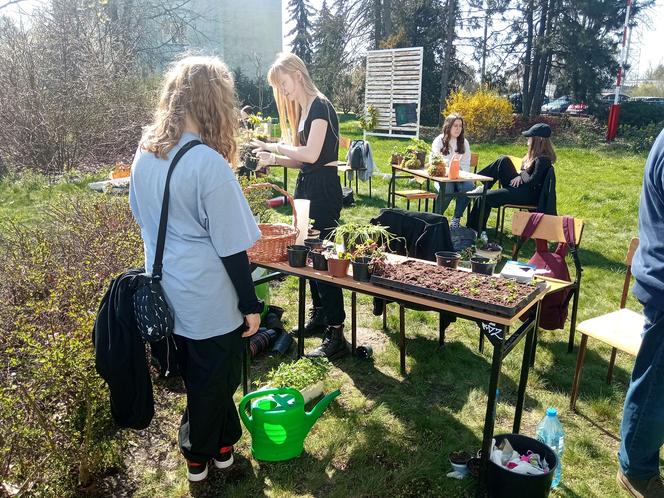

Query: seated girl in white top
[{"left": 430, "top": 113, "right": 473, "bottom": 229}]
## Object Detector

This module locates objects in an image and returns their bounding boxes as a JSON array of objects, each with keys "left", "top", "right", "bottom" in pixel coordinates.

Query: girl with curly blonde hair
[{"left": 130, "top": 55, "right": 263, "bottom": 482}]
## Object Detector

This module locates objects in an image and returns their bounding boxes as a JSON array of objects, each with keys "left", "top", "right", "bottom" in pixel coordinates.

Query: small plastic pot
[
  {"left": 435, "top": 251, "right": 461, "bottom": 269},
  {"left": 244, "top": 155, "right": 259, "bottom": 171},
  {"left": 327, "top": 257, "right": 350, "bottom": 278},
  {"left": 310, "top": 251, "right": 328, "bottom": 271},
  {"left": 304, "top": 238, "right": 324, "bottom": 251},
  {"left": 351, "top": 257, "right": 372, "bottom": 282},
  {"left": 470, "top": 256, "right": 496, "bottom": 275},
  {"left": 287, "top": 245, "right": 309, "bottom": 267},
  {"left": 476, "top": 243, "right": 503, "bottom": 261}
]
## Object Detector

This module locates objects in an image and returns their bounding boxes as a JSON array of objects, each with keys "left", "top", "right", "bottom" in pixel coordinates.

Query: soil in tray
[{"left": 372, "top": 259, "right": 537, "bottom": 309}]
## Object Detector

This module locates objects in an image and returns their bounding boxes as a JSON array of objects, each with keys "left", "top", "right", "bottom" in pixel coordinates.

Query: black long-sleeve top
[
  {"left": 220, "top": 251, "right": 263, "bottom": 315},
  {"left": 520, "top": 156, "right": 553, "bottom": 190}
]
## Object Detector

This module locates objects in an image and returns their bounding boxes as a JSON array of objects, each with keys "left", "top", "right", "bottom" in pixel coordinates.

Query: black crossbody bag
[{"left": 133, "top": 140, "right": 202, "bottom": 342}]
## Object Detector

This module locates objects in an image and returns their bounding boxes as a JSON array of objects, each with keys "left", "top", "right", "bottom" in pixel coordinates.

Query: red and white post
[{"left": 607, "top": 0, "right": 633, "bottom": 142}]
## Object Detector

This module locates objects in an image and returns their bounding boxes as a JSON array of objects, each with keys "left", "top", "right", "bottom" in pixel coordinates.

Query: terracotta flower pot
[{"left": 327, "top": 257, "right": 350, "bottom": 278}]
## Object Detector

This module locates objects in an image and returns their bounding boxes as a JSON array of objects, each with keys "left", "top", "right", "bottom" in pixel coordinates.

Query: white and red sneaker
[{"left": 213, "top": 445, "right": 234, "bottom": 469}]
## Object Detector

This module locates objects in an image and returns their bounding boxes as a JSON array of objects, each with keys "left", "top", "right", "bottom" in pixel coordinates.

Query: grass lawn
[{"left": 0, "top": 118, "right": 657, "bottom": 497}]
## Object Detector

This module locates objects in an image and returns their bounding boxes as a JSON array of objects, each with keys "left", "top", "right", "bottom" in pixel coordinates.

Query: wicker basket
[{"left": 243, "top": 182, "right": 298, "bottom": 263}]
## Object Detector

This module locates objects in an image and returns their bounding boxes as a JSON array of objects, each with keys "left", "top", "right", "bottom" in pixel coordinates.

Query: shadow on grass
[{"left": 536, "top": 338, "right": 631, "bottom": 400}]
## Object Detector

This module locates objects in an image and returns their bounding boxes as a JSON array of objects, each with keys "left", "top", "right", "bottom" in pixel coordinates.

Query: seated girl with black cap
[{"left": 467, "top": 123, "right": 555, "bottom": 232}]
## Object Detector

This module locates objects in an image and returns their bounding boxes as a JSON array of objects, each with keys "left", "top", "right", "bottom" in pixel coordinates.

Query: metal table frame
[{"left": 246, "top": 258, "right": 545, "bottom": 495}]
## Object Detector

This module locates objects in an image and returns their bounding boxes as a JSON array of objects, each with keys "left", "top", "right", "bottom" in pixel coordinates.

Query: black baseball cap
[{"left": 522, "top": 123, "right": 552, "bottom": 138}]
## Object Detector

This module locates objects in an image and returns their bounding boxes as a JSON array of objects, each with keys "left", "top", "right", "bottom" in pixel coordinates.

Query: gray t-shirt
[{"left": 129, "top": 132, "right": 260, "bottom": 340}]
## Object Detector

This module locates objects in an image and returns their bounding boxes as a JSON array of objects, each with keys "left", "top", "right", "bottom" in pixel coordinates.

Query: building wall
[{"left": 185, "top": 0, "right": 282, "bottom": 78}]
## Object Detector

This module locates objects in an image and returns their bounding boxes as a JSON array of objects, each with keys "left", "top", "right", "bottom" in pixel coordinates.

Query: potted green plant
[
  {"left": 391, "top": 145, "right": 404, "bottom": 166},
  {"left": 428, "top": 153, "right": 447, "bottom": 177},
  {"left": 327, "top": 223, "right": 396, "bottom": 254},
  {"left": 407, "top": 138, "right": 431, "bottom": 167},
  {"left": 327, "top": 250, "right": 352, "bottom": 278},
  {"left": 350, "top": 239, "right": 384, "bottom": 282}
]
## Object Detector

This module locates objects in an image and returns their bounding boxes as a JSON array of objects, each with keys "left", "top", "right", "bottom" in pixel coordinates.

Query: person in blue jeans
[{"left": 617, "top": 127, "right": 664, "bottom": 498}]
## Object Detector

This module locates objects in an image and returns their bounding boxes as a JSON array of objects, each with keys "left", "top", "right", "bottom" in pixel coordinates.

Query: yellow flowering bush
[{"left": 444, "top": 90, "right": 514, "bottom": 142}]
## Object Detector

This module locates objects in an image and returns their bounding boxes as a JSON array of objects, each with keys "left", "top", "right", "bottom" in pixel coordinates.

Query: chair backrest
[
  {"left": 470, "top": 153, "right": 479, "bottom": 172},
  {"left": 340, "top": 135, "right": 351, "bottom": 149},
  {"left": 511, "top": 211, "right": 584, "bottom": 246},
  {"left": 620, "top": 237, "right": 640, "bottom": 308}
]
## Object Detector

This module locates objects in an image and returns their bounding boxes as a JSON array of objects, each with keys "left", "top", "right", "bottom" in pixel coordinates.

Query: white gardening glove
[
  {"left": 250, "top": 139, "right": 277, "bottom": 154},
  {"left": 257, "top": 151, "right": 276, "bottom": 167}
]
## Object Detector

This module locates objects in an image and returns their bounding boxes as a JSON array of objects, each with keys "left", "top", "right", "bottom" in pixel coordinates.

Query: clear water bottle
[{"left": 536, "top": 407, "right": 564, "bottom": 487}]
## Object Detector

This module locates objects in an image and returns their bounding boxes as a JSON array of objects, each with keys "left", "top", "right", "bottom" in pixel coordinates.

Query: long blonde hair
[
  {"left": 524, "top": 136, "right": 557, "bottom": 167},
  {"left": 142, "top": 55, "right": 238, "bottom": 163},
  {"left": 267, "top": 52, "right": 324, "bottom": 146}
]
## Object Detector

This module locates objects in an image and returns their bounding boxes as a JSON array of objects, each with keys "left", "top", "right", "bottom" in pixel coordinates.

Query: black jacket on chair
[
  {"left": 537, "top": 166, "right": 557, "bottom": 215},
  {"left": 370, "top": 208, "right": 455, "bottom": 260}
]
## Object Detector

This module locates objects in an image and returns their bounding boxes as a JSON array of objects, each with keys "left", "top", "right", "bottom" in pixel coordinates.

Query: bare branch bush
[{"left": 0, "top": 0, "right": 201, "bottom": 175}]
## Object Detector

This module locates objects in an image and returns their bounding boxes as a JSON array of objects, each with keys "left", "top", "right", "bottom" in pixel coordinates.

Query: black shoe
[
  {"left": 186, "top": 459, "right": 208, "bottom": 482},
  {"left": 291, "top": 307, "right": 327, "bottom": 336},
  {"left": 213, "top": 445, "right": 234, "bottom": 469},
  {"left": 305, "top": 325, "right": 349, "bottom": 360},
  {"left": 372, "top": 298, "right": 385, "bottom": 316}
]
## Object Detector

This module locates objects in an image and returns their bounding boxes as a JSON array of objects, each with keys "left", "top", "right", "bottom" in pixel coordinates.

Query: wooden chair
[
  {"left": 393, "top": 188, "right": 437, "bottom": 211},
  {"left": 511, "top": 211, "right": 585, "bottom": 356},
  {"left": 569, "top": 237, "right": 643, "bottom": 411},
  {"left": 338, "top": 135, "right": 372, "bottom": 198}
]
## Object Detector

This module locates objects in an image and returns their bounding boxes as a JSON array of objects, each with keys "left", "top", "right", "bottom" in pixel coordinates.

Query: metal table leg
[
  {"left": 297, "top": 277, "right": 306, "bottom": 358},
  {"left": 389, "top": 167, "right": 396, "bottom": 208},
  {"left": 435, "top": 182, "right": 445, "bottom": 215},
  {"left": 478, "top": 326, "right": 506, "bottom": 495},
  {"left": 399, "top": 305, "right": 406, "bottom": 375},
  {"left": 513, "top": 313, "right": 537, "bottom": 433},
  {"left": 351, "top": 291, "right": 357, "bottom": 354},
  {"left": 283, "top": 166, "right": 288, "bottom": 191},
  {"left": 478, "top": 181, "right": 490, "bottom": 232}
]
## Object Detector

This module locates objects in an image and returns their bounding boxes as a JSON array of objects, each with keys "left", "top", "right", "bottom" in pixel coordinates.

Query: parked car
[
  {"left": 600, "top": 92, "right": 630, "bottom": 104},
  {"left": 509, "top": 93, "right": 550, "bottom": 114},
  {"left": 541, "top": 96, "right": 572, "bottom": 115},
  {"left": 631, "top": 96, "right": 664, "bottom": 105},
  {"left": 565, "top": 102, "right": 589, "bottom": 116}
]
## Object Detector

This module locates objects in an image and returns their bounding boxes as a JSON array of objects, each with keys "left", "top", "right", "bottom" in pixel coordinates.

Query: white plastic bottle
[{"left": 536, "top": 407, "right": 564, "bottom": 487}]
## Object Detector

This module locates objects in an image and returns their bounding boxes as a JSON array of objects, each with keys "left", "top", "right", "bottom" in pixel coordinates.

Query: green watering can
[{"left": 239, "top": 387, "right": 341, "bottom": 462}]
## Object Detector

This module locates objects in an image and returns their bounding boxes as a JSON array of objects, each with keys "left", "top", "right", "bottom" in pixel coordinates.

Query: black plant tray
[{"left": 370, "top": 274, "right": 547, "bottom": 318}]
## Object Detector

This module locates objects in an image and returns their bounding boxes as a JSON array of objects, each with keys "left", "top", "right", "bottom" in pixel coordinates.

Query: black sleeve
[
  {"left": 308, "top": 98, "right": 330, "bottom": 122},
  {"left": 520, "top": 157, "right": 550, "bottom": 186},
  {"left": 220, "top": 251, "right": 263, "bottom": 315}
]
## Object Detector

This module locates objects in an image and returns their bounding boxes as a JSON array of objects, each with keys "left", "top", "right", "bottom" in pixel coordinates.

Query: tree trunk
[
  {"left": 481, "top": 13, "right": 488, "bottom": 85},
  {"left": 373, "top": 0, "right": 382, "bottom": 49},
  {"left": 531, "top": 0, "right": 555, "bottom": 115},
  {"left": 383, "top": 0, "right": 391, "bottom": 39},
  {"left": 439, "top": 0, "right": 456, "bottom": 120},
  {"left": 526, "top": 0, "right": 548, "bottom": 116},
  {"left": 521, "top": 0, "right": 534, "bottom": 118}
]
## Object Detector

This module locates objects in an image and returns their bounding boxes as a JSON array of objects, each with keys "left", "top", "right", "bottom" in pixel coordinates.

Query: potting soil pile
[{"left": 490, "top": 439, "right": 550, "bottom": 475}]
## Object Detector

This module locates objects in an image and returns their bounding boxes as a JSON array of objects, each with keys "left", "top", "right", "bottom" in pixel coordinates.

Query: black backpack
[{"left": 349, "top": 140, "right": 367, "bottom": 171}]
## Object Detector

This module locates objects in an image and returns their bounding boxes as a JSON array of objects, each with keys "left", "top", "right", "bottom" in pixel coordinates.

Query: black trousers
[
  {"left": 174, "top": 326, "right": 244, "bottom": 463},
  {"left": 467, "top": 156, "right": 539, "bottom": 232},
  {"left": 295, "top": 170, "right": 346, "bottom": 326}
]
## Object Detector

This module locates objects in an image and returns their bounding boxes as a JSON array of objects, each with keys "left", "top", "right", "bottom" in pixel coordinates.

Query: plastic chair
[{"left": 569, "top": 237, "right": 643, "bottom": 411}]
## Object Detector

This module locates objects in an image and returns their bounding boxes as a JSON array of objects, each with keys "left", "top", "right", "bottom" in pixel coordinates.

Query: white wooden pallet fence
[{"left": 364, "top": 47, "right": 423, "bottom": 139}]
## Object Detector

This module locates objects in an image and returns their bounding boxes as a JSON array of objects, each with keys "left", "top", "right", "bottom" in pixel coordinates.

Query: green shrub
[
  {"left": 593, "top": 101, "right": 664, "bottom": 127},
  {"left": 444, "top": 90, "right": 514, "bottom": 142},
  {"left": 0, "top": 193, "right": 142, "bottom": 496},
  {"left": 619, "top": 121, "right": 664, "bottom": 154}
]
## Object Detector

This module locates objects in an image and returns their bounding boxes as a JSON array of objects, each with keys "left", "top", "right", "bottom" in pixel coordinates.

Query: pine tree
[
  {"left": 311, "top": 0, "right": 349, "bottom": 99},
  {"left": 288, "top": 0, "right": 315, "bottom": 65}
]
